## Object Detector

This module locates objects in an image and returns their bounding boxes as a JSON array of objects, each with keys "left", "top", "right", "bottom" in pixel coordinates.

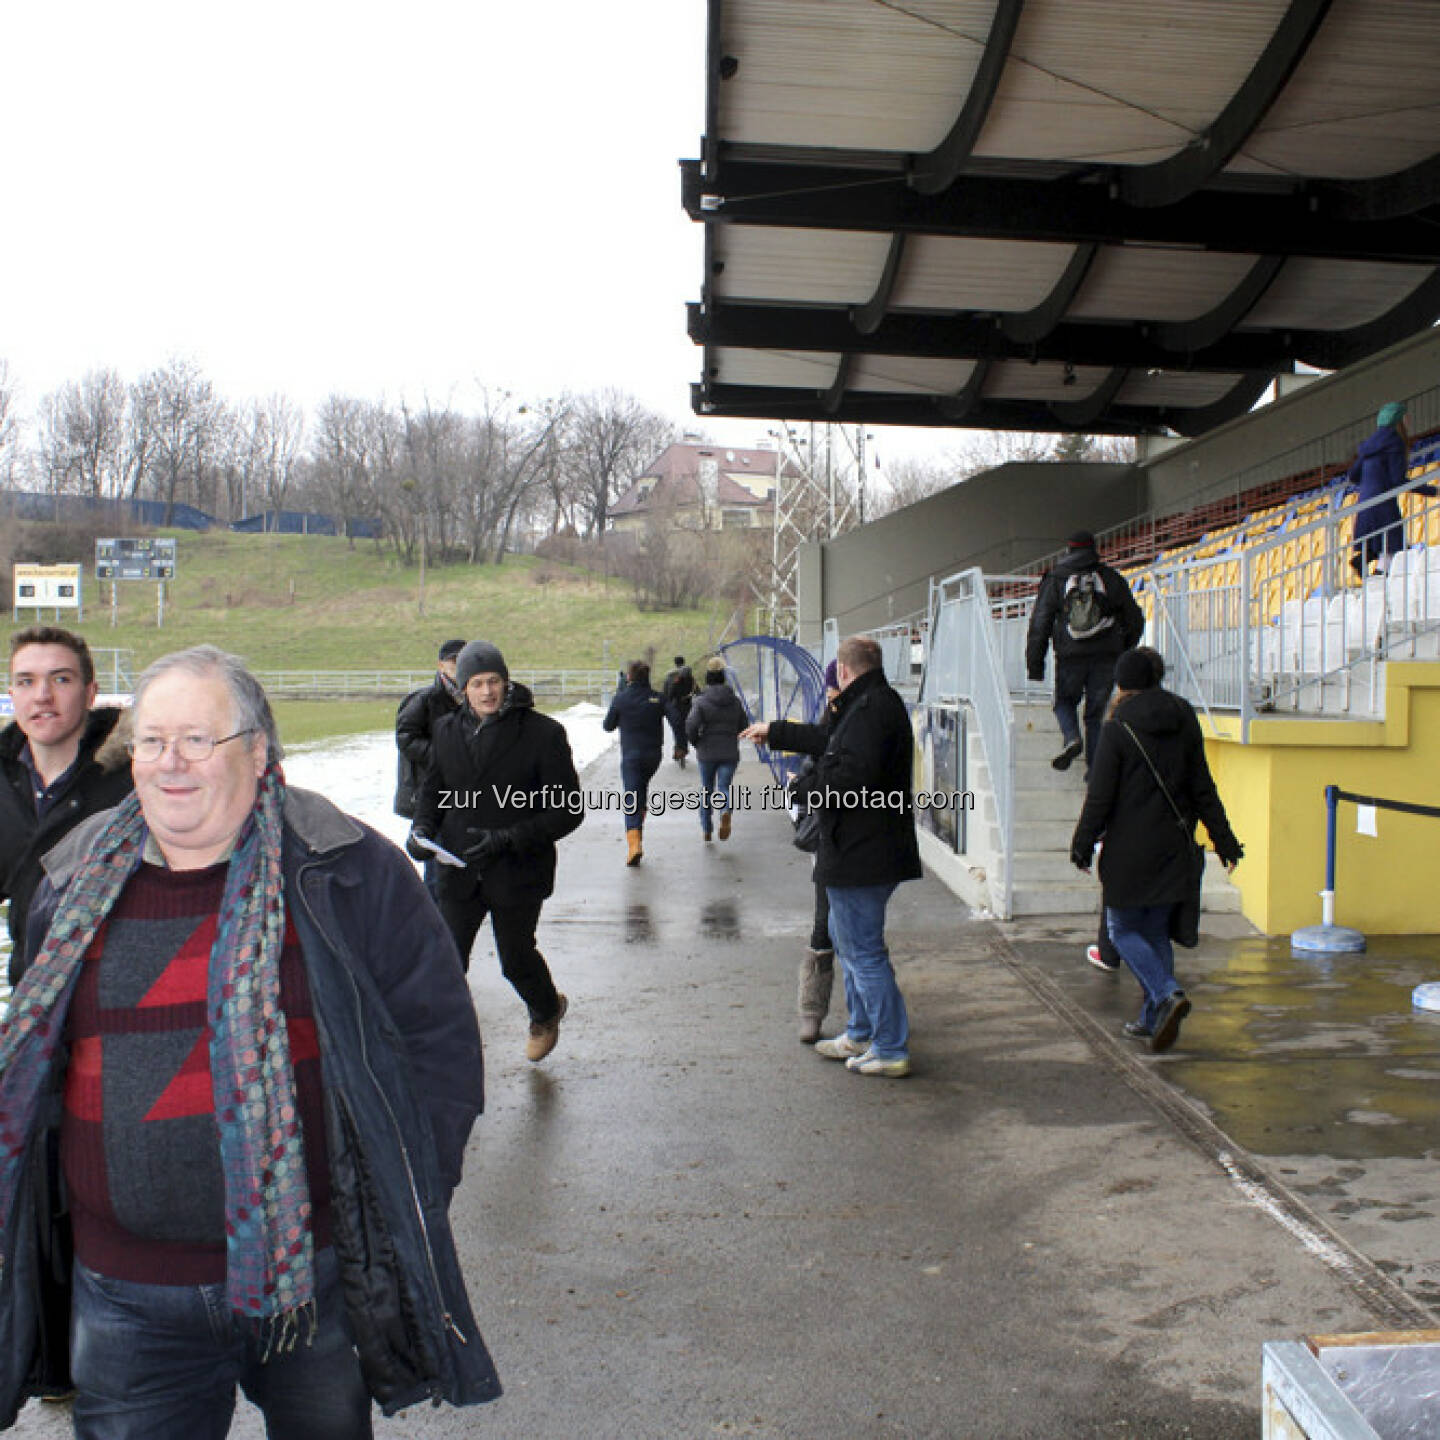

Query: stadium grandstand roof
[{"left": 681, "top": 0, "right": 1440, "bottom": 437}]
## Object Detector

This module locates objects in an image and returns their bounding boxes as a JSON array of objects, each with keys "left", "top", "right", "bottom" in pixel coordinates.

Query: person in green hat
[{"left": 1346, "top": 401, "right": 1436, "bottom": 576}]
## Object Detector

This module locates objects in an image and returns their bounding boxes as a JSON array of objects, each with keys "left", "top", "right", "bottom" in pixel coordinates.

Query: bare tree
[
  {"left": 559, "top": 389, "right": 676, "bottom": 538},
  {"left": 871, "top": 455, "right": 955, "bottom": 517},
  {"left": 0, "top": 360, "right": 21, "bottom": 488},
  {"left": 239, "top": 394, "right": 305, "bottom": 527},
  {"left": 137, "top": 358, "right": 220, "bottom": 523}
]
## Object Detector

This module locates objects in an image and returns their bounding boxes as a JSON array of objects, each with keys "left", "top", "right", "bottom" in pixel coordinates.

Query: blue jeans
[
  {"left": 825, "top": 882, "right": 908, "bottom": 1060},
  {"left": 1106, "top": 904, "right": 1181, "bottom": 1030},
  {"left": 697, "top": 759, "right": 736, "bottom": 835},
  {"left": 70, "top": 1248, "right": 371, "bottom": 1440},
  {"left": 1053, "top": 654, "right": 1116, "bottom": 762},
  {"left": 620, "top": 752, "right": 662, "bottom": 833}
]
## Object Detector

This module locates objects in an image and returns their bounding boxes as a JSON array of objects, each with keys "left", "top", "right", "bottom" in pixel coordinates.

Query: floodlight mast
[{"left": 760, "top": 422, "right": 864, "bottom": 638}]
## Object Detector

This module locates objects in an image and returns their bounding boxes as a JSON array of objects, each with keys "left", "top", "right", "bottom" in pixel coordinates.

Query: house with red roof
[{"left": 608, "top": 440, "right": 780, "bottom": 537}]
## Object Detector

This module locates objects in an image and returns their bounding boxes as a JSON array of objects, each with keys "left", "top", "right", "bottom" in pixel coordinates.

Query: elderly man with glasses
[{"left": 0, "top": 645, "right": 499, "bottom": 1436}]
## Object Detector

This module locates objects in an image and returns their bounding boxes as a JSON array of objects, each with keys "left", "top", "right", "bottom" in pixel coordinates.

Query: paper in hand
[{"left": 411, "top": 833, "right": 468, "bottom": 868}]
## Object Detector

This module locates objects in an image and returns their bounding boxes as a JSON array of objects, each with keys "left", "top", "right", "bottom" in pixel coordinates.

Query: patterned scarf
[{"left": 0, "top": 763, "right": 314, "bottom": 1346}]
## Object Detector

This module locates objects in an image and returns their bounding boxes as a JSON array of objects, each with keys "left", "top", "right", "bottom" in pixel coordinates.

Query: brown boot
[
  {"left": 718, "top": 811, "right": 732, "bottom": 841},
  {"left": 798, "top": 949, "right": 834, "bottom": 1043},
  {"left": 526, "top": 994, "right": 568, "bottom": 1062},
  {"left": 626, "top": 827, "right": 643, "bottom": 866}
]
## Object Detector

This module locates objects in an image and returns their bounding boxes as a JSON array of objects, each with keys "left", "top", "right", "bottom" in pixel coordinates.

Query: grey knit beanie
[{"left": 455, "top": 639, "right": 509, "bottom": 689}]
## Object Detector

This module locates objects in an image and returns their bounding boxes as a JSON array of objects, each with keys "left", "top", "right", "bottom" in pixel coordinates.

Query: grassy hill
[{"left": 44, "top": 529, "right": 739, "bottom": 675}]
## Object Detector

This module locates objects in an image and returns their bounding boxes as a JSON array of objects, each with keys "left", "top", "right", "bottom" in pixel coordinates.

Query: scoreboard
[{"left": 96, "top": 537, "right": 177, "bottom": 581}]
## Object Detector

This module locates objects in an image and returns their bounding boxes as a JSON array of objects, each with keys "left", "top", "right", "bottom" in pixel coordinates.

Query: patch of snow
[{"left": 281, "top": 704, "right": 616, "bottom": 855}]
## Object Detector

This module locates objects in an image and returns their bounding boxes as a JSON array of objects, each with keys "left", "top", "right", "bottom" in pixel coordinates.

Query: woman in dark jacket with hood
[
  {"left": 686, "top": 657, "right": 746, "bottom": 842},
  {"left": 1070, "top": 648, "right": 1243, "bottom": 1053}
]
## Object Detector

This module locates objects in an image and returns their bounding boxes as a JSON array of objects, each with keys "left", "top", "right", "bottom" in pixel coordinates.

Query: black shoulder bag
[{"left": 1120, "top": 722, "right": 1206, "bottom": 949}]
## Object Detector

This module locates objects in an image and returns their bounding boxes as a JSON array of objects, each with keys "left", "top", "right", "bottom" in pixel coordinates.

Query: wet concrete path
[
  {"left": 14, "top": 745, "right": 1433, "bottom": 1438},
  {"left": 1013, "top": 919, "right": 1440, "bottom": 1317}
]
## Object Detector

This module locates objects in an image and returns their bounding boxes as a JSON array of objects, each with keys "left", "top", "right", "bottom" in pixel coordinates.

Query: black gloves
[
  {"left": 461, "top": 828, "right": 515, "bottom": 867},
  {"left": 406, "top": 826, "right": 435, "bottom": 862}
]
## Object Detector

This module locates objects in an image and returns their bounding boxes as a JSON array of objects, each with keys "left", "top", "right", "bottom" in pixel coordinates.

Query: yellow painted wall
[{"left": 1202, "top": 665, "right": 1440, "bottom": 935}]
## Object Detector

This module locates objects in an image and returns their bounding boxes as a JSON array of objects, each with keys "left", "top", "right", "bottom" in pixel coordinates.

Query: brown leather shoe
[{"left": 526, "top": 995, "right": 569, "bottom": 1062}]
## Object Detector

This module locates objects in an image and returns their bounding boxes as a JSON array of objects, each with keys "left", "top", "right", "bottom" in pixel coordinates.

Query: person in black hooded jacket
[
  {"left": 410, "top": 640, "right": 582, "bottom": 1063},
  {"left": 2, "top": 626, "right": 134, "bottom": 985},
  {"left": 1070, "top": 647, "right": 1242, "bottom": 1054},
  {"left": 1026, "top": 531, "right": 1144, "bottom": 774}
]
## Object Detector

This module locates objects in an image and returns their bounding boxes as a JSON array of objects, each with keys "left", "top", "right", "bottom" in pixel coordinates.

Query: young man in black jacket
[
  {"left": 742, "top": 635, "right": 921, "bottom": 1078},
  {"left": 394, "top": 638, "right": 464, "bottom": 897},
  {"left": 1025, "top": 531, "right": 1145, "bottom": 774},
  {"left": 1, "top": 625, "right": 133, "bottom": 985},
  {"left": 410, "top": 640, "right": 583, "bottom": 1062}
]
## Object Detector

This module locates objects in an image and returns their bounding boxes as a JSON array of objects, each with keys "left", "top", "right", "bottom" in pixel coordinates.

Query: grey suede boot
[{"left": 798, "top": 949, "right": 835, "bottom": 1043}]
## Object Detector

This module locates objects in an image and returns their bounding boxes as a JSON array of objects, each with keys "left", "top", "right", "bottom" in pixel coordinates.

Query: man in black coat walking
[
  {"left": 1025, "top": 531, "right": 1145, "bottom": 773},
  {"left": 1, "top": 625, "right": 134, "bottom": 985},
  {"left": 743, "top": 635, "right": 921, "bottom": 1078},
  {"left": 410, "top": 640, "right": 583, "bottom": 1062},
  {"left": 395, "top": 638, "right": 465, "bottom": 898}
]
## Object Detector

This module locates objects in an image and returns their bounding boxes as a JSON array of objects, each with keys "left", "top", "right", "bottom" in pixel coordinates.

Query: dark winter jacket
[
  {"left": 1070, "top": 687, "right": 1242, "bottom": 909},
  {"left": 413, "top": 681, "right": 583, "bottom": 908},
  {"left": 686, "top": 680, "right": 746, "bottom": 764},
  {"left": 603, "top": 681, "right": 665, "bottom": 759},
  {"left": 1346, "top": 425, "right": 1435, "bottom": 545},
  {"left": 1025, "top": 544, "right": 1145, "bottom": 678},
  {"left": 767, "top": 666, "right": 922, "bottom": 889},
  {"left": 0, "top": 707, "right": 134, "bottom": 981},
  {"left": 394, "top": 672, "right": 461, "bottom": 818},
  {"left": 1, "top": 788, "right": 499, "bottom": 1426}
]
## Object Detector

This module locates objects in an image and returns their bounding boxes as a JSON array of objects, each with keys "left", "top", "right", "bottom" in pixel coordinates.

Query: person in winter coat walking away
[
  {"left": 661, "top": 656, "right": 696, "bottom": 766},
  {"left": 1026, "top": 531, "right": 1145, "bottom": 775},
  {"left": 686, "top": 656, "right": 746, "bottom": 842},
  {"left": 394, "top": 637, "right": 464, "bottom": 897},
  {"left": 1346, "top": 401, "right": 1436, "bottom": 576},
  {"left": 2, "top": 626, "right": 134, "bottom": 987},
  {"left": 743, "top": 636, "right": 922, "bottom": 1078},
  {"left": 410, "top": 640, "right": 582, "bottom": 1063},
  {"left": 0, "top": 645, "right": 498, "bottom": 1434},
  {"left": 603, "top": 659, "right": 666, "bottom": 866},
  {"left": 1070, "top": 647, "right": 1243, "bottom": 1054}
]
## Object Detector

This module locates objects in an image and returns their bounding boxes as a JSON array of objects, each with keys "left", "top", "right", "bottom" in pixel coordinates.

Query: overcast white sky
[{"left": 2, "top": 1, "right": 961, "bottom": 469}]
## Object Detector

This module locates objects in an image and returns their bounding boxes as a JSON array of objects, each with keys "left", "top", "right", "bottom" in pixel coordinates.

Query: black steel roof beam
[
  {"left": 822, "top": 354, "right": 854, "bottom": 415},
  {"left": 1152, "top": 254, "right": 1285, "bottom": 352},
  {"left": 689, "top": 299, "right": 1300, "bottom": 373},
  {"left": 1119, "top": 0, "right": 1334, "bottom": 208},
  {"left": 680, "top": 159, "right": 1440, "bottom": 264},
  {"left": 851, "top": 233, "right": 907, "bottom": 335},
  {"left": 908, "top": 0, "right": 1025, "bottom": 197},
  {"left": 1165, "top": 373, "right": 1275, "bottom": 438},
  {"left": 1049, "top": 367, "right": 1130, "bottom": 428},
  {"left": 1002, "top": 242, "right": 1098, "bottom": 344},
  {"left": 936, "top": 359, "right": 991, "bottom": 423},
  {"left": 690, "top": 382, "right": 1180, "bottom": 436},
  {"left": 1294, "top": 266, "right": 1440, "bottom": 370},
  {"left": 1330, "top": 153, "right": 1440, "bottom": 223}
]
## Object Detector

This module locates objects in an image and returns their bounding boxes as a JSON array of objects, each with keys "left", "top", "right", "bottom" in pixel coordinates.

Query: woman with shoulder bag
[{"left": 1069, "top": 647, "right": 1243, "bottom": 1053}]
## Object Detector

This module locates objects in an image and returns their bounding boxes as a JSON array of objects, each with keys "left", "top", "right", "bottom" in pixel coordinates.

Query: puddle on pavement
[
  {"left": 624, "top": 904, "right": 655, "bottom": 945},
  {"left": 699, "top": 898, "right": 741, "bottom": 942},
  {"left": 1165, "top": 935, "right": 1440, "bottom": 1161}
]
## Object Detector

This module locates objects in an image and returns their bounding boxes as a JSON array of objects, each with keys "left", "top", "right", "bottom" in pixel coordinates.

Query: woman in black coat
[{"left": 1070, "top": 648, "right": 1242, "bottom": 1053}]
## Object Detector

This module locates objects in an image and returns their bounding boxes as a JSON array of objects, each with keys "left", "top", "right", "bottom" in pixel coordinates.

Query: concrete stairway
[{"left": 964, "top": 701, "right": 1242, "bottom": 920}]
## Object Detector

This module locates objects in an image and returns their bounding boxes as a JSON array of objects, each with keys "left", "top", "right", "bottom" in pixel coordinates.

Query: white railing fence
[{"left": 922, "top": 568, "right": 1017, "bottom": 917}]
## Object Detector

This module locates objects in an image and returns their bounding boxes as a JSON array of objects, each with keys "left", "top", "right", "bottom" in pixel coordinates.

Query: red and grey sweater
[{"left": 61, "top": 860, "right": 332, "bottom": 1285}]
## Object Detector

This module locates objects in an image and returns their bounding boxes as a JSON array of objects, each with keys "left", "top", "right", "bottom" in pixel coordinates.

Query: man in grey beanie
[{"left": 410, "top": 640, "right": 582, "bottom": 1061}]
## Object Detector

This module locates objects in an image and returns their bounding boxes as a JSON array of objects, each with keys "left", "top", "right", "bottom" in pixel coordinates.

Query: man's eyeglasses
[{"left": 128, "top": 729, "right": 255, "bottom": 763}]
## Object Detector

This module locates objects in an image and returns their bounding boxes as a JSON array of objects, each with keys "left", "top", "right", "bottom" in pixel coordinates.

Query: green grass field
[{"left": 52, "top": 530, "right": 740, "bottom": 675}]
